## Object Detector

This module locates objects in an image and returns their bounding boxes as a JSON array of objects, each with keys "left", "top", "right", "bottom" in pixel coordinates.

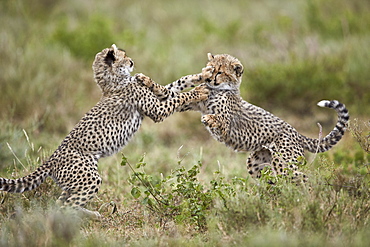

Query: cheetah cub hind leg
[
  {"left": 77, "top": 208, "right": 102, "bottom": 219},
  {"left": 57, "top": 191, "right": 101, "bottom": 219},
  {"left": 246, "top": 149, "right": 273, "bottom": 178}
]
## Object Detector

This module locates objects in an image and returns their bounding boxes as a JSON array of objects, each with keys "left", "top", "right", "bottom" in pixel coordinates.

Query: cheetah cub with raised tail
[
  {"left": 147, "top": 53, "right": 349, "bottom": 182},
  {"left": 0, "top": 45, "right": 208, "bottom": 218}
]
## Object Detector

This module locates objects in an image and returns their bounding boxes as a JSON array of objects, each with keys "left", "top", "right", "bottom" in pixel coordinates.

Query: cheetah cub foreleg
[
  {"left": 146, "top": 53, "right": 349, "bottom": 184},
  {"left": 0, "top": 44, "right": 209, "bottom": 219}
]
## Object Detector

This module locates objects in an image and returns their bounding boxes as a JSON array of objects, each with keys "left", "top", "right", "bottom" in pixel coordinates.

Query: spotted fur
[
  {"left": 0, "top": 45, "right": 208, "bottom": 217},
  {"left": 149, "top": 53, "right": 349, "bottom": 181}
]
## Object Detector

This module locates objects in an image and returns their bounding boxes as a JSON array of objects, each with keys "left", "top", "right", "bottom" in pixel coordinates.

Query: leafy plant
[
  {"left": 122, "top": 154, "right": 238, "bottom": 231},
  {"left": 122, "top": 153, "right": 312, "bottom": 232}
]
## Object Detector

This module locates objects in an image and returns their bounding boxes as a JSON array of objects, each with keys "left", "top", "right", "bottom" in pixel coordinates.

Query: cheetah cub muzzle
[{"left": 146, "top": 53, "right": 349, "bottom": 183}]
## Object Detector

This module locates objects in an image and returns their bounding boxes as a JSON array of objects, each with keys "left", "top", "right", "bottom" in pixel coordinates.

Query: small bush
[
  {"left": 348, "top": 118, "right": 370, "bottom": 153},
  {"left": 124, "top": 154, "right": 216, "bottom": 231}
]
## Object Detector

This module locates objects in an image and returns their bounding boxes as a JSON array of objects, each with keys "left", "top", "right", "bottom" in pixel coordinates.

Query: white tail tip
[{"left": 317, "top": 100, "right": 329, "bottom": 108}]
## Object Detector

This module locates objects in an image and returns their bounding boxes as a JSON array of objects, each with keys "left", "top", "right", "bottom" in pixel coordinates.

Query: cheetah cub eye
[
  {"left": 118, "top": 66, "right": 133, "bottom": 76},
  {"left": 108, "top": 44, "right": 134, "bottom": 76}
]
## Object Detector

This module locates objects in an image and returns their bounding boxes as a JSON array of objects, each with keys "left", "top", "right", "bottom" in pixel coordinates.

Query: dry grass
[{"left": 0, "top": 0, "right": 369, "bottom": 246}]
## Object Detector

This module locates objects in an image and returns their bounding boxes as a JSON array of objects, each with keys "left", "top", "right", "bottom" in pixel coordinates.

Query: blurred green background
[
  {"left": 0, "top": 1, "right": 369, "bottom": 245},
  {"left": 0, "top": 0, "right": 369, "bottom": 167},
  {"left": 0, "top": 0, "right": 370, "bottom": 165}
]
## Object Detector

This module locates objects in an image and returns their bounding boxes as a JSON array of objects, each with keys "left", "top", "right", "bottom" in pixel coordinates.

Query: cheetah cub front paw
[
  {"left": 201, "top": 114, "right": 220, "bottom": 128},
  {"left": 202, "top": 66, "right": 215, "bottom": 82},
  {"left": 135, "top": 73, "right": 154, "bottom": 88},
  {"left": 193, "top": 84, "right": 210, "bottom": 101}
]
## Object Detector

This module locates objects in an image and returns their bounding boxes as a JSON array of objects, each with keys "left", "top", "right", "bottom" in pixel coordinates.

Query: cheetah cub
[
  {"left": 147, "top": 53, "right": 349, "bottom": 182},
  {"left": 0, "top": 45, "right": 208, "bottom": 218}
]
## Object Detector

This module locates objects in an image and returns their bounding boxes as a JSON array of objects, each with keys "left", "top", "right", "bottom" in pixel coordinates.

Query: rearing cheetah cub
[
  {"left": 0, "top": 45, "right": 208, "bottom": 217},
  {"left": 146, "top": 53, "right": 349, "bottom": 181}
]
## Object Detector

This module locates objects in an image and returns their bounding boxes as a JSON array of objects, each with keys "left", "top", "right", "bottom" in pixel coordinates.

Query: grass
[{"left": 0, "top": 0, "right": 369, "bottom": 246}]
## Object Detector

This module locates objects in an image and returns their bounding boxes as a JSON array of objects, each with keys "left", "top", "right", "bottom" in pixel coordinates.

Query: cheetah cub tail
[
  {"left": 317, "top": 100, "right": 333, "bottom": 108},
  {"left": 0, "top": 163, "right": 51, "bottom": 193},
  {"left": 303, "top": 100, "right": 349, "bottom": 153}
]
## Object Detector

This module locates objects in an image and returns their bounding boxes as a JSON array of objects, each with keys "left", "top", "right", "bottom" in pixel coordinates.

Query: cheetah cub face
[
  {"left": 203, "top": 53, "right": 244, "bottom": 91},
  {"left": 92, "top": 44, "right": 134, "bottom": 93}
]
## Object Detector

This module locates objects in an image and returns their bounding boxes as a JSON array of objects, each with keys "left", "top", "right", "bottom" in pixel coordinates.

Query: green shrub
[
  {"left": 51, "top": 15, "right": 117, "bottom": 61},
  {"left": 243, "top": 52, "right": 349, "bottom": 113},
  {"left": 124, "top": 154, "right": 215, "bottom": 231},
  {"left": 306, "top": 0, "right": 370, "bottom": 38}
]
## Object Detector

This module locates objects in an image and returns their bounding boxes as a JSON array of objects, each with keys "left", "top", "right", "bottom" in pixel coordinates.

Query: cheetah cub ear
[
  {"left": 233, "top": 63, "right": 244, "bottom": 77},
  {"left": 207, "top": 53, "right": 214, "bottom": 61},
  {"left": 104, "top": 47, "right": 116, "bottom": 66}
]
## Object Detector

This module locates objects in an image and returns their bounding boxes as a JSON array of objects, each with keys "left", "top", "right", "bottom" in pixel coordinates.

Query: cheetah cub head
[
  {"left": 203, "top": 53, "right": 244, "bottom": 91},
  {"left": 92, "top": 44, "right": 134, "bottom": 93}
]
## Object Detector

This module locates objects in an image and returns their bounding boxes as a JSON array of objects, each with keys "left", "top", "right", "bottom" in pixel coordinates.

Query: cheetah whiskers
[{"left": 147, "top": 53, "right": 349, "bottom": 183}]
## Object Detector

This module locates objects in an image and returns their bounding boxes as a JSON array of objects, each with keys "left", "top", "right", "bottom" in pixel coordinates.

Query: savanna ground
[{"left": 0, "top": 0, "right": 369, "bottom": 246}]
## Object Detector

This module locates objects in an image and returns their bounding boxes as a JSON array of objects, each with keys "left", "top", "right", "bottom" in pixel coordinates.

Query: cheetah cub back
[
  {"left": 0, "top": 45, "right": 208, "bottom": 218},
  {"left": 158, "top": 53, "right": 349, "bottom": 182}
]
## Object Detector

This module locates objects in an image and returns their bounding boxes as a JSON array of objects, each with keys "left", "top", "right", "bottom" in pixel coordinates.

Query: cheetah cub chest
[
  {"left": 158, "top": 53, "right": 349, "bottom": 182},
  {"left": 0, "top": 45, "right": 208, "bottom": 218}
]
